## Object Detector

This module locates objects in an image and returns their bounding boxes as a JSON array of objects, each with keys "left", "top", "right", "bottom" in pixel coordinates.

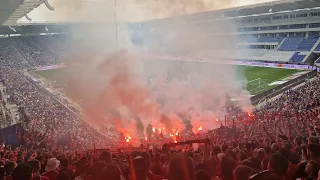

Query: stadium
[{"left": 0, "top": 0, "right": 320, "bottom": 179}]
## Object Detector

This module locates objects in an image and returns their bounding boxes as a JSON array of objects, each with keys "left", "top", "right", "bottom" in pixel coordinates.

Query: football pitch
[{"left": 33, "top": 65, "right": 303, "bottom": 100}]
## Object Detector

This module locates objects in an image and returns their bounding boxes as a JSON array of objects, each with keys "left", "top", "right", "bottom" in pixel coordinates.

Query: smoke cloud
[
  {"left": 19, "top": 0, "right": 276, "bottom": 22},
  {"left": 61, "top": 18, "right": 253, "bottom": 143},
  {"left": 26, "top": 0, "right": 259, "bottom": 143}
]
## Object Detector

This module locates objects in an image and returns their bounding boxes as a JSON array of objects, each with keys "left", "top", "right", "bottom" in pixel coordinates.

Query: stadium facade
[
  {"left": 128, "top": 0, "right": 320, "bottom": 66},
  {"left": 0, "top": 0, "right": 320, "bottom": 66}
]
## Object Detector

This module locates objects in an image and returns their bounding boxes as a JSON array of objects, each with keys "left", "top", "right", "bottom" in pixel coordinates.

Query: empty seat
[
  {"left": 297, "top": 38, "right": 318, "bottom": 51},
  {"left": 315, "top": 43, "right": 320, "bottom": 51},
  {"left": 278, "top": 37, "right": 304, "bottom": 51},
  {"left": 289, "top": 52, "right": 306, "bottom": 62},
  {"left": 278, "top": 37, "right": 318, "bottom": 51}
]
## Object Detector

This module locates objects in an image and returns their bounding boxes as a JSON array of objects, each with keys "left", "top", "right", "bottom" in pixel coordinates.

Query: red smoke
[{"left": 64, "top": 51, "right": 243, "bottom": 144}]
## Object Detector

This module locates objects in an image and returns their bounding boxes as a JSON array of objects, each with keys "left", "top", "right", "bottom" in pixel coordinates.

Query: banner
[{"left": 146, "top": 54, "right": 316, "bottom": 71}]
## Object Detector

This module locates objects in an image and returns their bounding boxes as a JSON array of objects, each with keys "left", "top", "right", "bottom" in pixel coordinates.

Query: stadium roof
[
  {"left": 143, "top": 0, "right": 320, "bottom": 25},
  {"left": 0, "top": 0, "right": 47, "bottom": 26},
  {"left": 0, "top": 0, "right": 319, "bottom": 35}
]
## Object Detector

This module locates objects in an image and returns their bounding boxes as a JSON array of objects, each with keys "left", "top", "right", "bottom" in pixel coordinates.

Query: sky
[{"left": 18, "top": 0, "right": 277, "bottom": 23}]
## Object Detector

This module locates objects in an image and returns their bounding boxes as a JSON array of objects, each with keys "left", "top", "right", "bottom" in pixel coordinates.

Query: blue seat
[
  {"left": 315, "top": 43, "right": 320, "bottom": 51},
  {"left": 278, "top": 37, "right": 318, "bottom": 51},
  {"left": 278, "top": 37, "right": 304, "bottom": 51},
  {"left": 297, "top": 38, "right": 318, "bottom": 51},
  {"left": 289, "top": 52, "right": 306, "bottom": 62}
]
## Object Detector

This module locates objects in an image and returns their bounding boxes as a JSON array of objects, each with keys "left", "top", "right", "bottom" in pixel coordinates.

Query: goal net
[
  {"left": 244, "top": 78, "right": 269, "bottom": 94},
  {"left": 245, "top": 78, "right": 261, "bottom": 91}
]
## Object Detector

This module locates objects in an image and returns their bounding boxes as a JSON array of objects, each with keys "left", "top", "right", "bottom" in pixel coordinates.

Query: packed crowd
[
  {"left": 0, "top": 35, "right": 69, "bottom": 68},
  {"left": 0, "top": 65, "right": 114, "bottom": 149},
  {"left": 0, "top": 36, "right": 115, "bottom": 151},
  {"left": 0, "top": 35, "right": 320, "bottom": 180}
]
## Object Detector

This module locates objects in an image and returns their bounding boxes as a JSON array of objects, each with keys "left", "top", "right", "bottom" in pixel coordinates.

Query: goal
[
  {"left": 245, "top": 78, "right": 261, "bottom": 91},
  {"left": 244, "top": 78, "right": 270, "bottom": 94}
]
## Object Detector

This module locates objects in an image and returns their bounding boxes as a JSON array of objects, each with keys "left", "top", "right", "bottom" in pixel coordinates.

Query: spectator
[
  {"left": 42, "top": 158, "right": 60, "bottom": 180},
  {"left": 233, "top": 165, "right": 255, "bottom": 180},
  {"left": 268, "top": 153, "right": 288, "bottom": 178},
  {"left": 133, "top": 156, "right": 150, "bottom": 180},
  {"left": 12, "top": 163, "right": 33, "bottom": 180},
  {"left": 195, "top": 169, "right": 211, "bottom": 180},
  {"left": 220, "top": 156, "right": 237, "bottom": 180},
  {"left": 99, "top": 151, "right": 112, "bottom": 164},
  {"left": 249, "top": 170, "right": 283, "bottom": 180},
  {"left": 4, "top": 161, "right": 17, "bottom": 180},
  {"left": 306, "top": 161, "right": 320, "bottom": 180},
  {"left": 99, "top": 163, "right": 122, "bottom": 180},
  {"left": 308, "top": 137, "right": 319, "bottom": 145},
  {"left": 308, "top": 144, "right": 320, "bottom": 162},
  {"left": 168, "top": 154, "right": 193, "bottom": 180},
  {"left": 29, "top": 159, "right": 49, "bottom": 180},
  {"left": 56, "top": 171, "right": 71, "bottom": 180},
  {"left": 59, "top": 158, "right": 74, "bottom": 179},
  {"left": 0, "top": 167, "right": 5, "bottom": 180}
]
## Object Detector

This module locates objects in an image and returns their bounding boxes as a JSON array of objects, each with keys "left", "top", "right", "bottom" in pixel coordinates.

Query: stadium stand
[
  {"left": 290, "top": 52, "right": 306, "bottom": 62},
  {"left": 257, "top": 36, "right": 284, "bottom": 43},
  {"left": 278, "top": 37, "right": 304, "bottom": 51},
  {"left": 315, "top": 43, "right": 320, "bottom": 52},
  {"left": 238, "top": 36, "right": 284, "bottom": 43},
  {"left": 278, "top": 24, "right": 306, "bottom": 30},
  {"left": 297, "top": 38, "right": 319, "bottom": 51},
  {"left": 310, "top": 23, "right": 320, "bottom": 28},
  {"left": 262, "top": 51, "right": 296, "bottom": 62},
  {"left": 0, "top": 0, "right": 320, "bottom": 180},
  {"left": 277, "top": 37, "right": 318, "bottom": 51}
]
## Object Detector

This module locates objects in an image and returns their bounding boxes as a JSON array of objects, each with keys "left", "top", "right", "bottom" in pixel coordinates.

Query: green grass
[
  {"left": 238, "top": 66, "right": 302, "bottom": 94},
  {"left": 33, "top": 66, "right": 304, "bottom": 100}
]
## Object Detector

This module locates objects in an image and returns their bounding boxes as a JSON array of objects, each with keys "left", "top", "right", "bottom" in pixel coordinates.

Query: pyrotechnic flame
[
  {"left": 216, "top": 119, "right": 219, "bottom": 122},
  {"left": 170, "top": 133, "right": 174, "bottom": 137},
  {"left": 198, "top": 126, "right": 203, "bottom": 131},
  {"left": 248, "top": 112, "right": 254, "bottom": 117},
  {"left": 152, "top": 127, "right": 155, "bottom": 132}
]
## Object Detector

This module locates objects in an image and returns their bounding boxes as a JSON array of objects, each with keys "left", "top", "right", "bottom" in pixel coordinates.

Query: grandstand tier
[{"left": 0, "top": 1, "right": 320, "bottom": 180}]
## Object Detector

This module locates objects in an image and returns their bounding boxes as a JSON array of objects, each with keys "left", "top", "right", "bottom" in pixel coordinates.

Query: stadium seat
[
  {"left": 309, "top": 23, "right": 320, "bottom": 28},
  {"left": 278, "top": 24, "right": 306, "bottom": 29},
  {"left": 278, "top": 37, "right": 318, "bottom": 51},
  {"left": 289, "top": 52, "right": 306, "bottom": 62},
  {"left": 297, "top": 38, "right": 318, "bottom": 51},
  {"left": 315, "top": 43, "right": 320, "bottom": 51},
  {"left": 278, "top": 37, "right": 303, "bottom": 51},
  {"left": 257, "top": 36, "right": 284, "bottom": 42},
  {"left": 238, "top": 36, "right": 284, "bottom": 43}
]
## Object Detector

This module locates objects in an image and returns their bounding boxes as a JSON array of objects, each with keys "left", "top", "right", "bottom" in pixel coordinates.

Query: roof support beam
[
  {"left": 25, "top": 13, "right": 32, "bottom": 21},
  {"left": 8, "top": 25, "right": 17, "bottom": 32},
  {"left": 43, "top": 0, "right": 54, "bottom": 11}
]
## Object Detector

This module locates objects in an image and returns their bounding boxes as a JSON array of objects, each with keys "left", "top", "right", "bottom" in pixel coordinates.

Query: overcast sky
[{"left": 18, "top": 0, "right": 276, "bottom": 23}]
